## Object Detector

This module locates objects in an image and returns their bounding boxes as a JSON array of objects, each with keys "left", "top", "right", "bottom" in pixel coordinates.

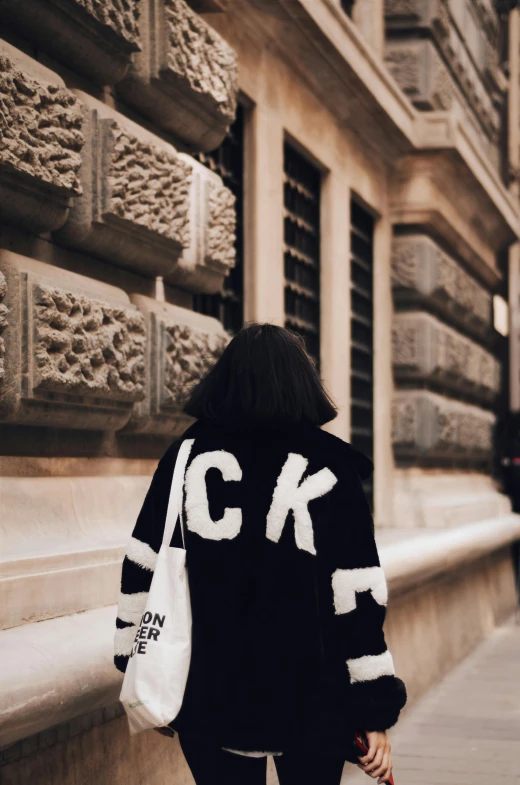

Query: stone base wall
[
  {"left": 386, "top": 546, "right": 518, "bottom": 707},
  {"left": 2, "top": 544, "right": 516, "bottom": 785},
  {"left": 1, "top": 715, "right": 194, "bottom": 785}
]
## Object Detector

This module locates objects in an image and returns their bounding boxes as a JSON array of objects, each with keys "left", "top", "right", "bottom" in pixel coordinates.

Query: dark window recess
[
  {"left": 350, "top": 199, "right": 375, "bottom": 511},
  {"left": 194, "top": 105, "right": 244, "bottom": 335},
  {"left": 283, "top": 143, "right": 321, "bottom": 365},
  {"left": 341, "top": 0, "right": 356, "bottom": 16}
]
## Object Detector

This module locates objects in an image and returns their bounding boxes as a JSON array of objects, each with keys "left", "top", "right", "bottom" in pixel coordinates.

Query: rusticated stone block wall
[
  {"left": 118, "top": 0, "right": 238, "bottom": 150},
  {"left": 33, "top": 287, "right": 146, "bottom": 403},
  {"left": 0, "top": 36, "right": 235, "bottom": 433},
  {"left": 391, "top": 234, "right": 492, "bottom": 337},
  {"left": 0, "top": 251, "right": 228, "bottom": 434},
  {"left": 0, "top": 253, "right": 146, "bottom": 431},
  {"left": 0, "top": 0, "right": 141, "bottom": 84},
  {"left": 384, "top": 0, "right": 505, "bottom": 170},
  {"left": 392, "top": 391, "right": 495, "bottom": 460},
  {"left": 391, "top": 234, "right": 499, "bottom": 467},
  {"left": 54, "top": 93, "right": 236, "bottom": 287},
  {"left": 0, "top": 42, "right": 84, "bottom": 233},
  {"left": 0, "top": 12, "right": 236, "bottom": 758},
  {"left": 392, "top": 312, "right": 500, "bottom": 402},
  {"left": 125, "top": 295, "right": 228, "bottom": 434},
  {"left": 0, "top": 15, "right": 238, "bottom": 444}
]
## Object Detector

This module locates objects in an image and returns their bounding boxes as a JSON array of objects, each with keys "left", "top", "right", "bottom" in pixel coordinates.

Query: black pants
[{"left": 179, "top": 736, "right": 345, "bottom": 785}]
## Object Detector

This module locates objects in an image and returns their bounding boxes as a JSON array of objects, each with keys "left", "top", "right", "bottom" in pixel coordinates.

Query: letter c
[{"left": 184, "top": 450, "right": 243, "bottom": 541}]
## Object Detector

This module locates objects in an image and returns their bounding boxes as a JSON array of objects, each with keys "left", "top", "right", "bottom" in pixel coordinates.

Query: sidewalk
[{"left": 341, "top": 619, "right": 520, "bottom": 785}]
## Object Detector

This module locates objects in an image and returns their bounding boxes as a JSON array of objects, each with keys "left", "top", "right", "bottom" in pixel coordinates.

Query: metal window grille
[
  {"left": 194, "top": 105, "right": 244, "bottom": 335},
  {"left": 350, "top": 199, "right": 375, "bottom": 510},
  {"left": 283, "top": 143, "right": 321, "bottom": 365}
]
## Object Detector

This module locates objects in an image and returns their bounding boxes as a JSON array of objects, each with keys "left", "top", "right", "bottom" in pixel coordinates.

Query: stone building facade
[{"left": 1, "top": 1, "right": 520, "bottom": 783}]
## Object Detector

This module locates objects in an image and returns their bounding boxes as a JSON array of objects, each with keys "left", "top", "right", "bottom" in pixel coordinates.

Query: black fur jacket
[{"left": 114, "top": 419, "right": 406, "bottom": 760}]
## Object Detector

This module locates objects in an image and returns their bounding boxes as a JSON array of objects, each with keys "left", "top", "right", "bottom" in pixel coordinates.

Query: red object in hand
[{"left": 354, "top": 732, "right": 395, "bottom": 785}]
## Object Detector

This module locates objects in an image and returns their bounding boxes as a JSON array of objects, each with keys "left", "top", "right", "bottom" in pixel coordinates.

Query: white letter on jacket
[
  {"left": 266, "top": 453, "right": 337, "bottom": 555},
  {"left": 185, "top": 450, "right": 243, "bottom": 540}
]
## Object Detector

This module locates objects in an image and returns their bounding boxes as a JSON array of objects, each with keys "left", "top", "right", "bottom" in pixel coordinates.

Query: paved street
[{"left": 342, "top": 619, "right": 520, "bottom": 785}]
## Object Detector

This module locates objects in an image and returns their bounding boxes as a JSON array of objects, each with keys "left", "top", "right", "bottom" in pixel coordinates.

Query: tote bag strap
[{"left": 162, "top": 439, "right": 195, "bottom": 551}]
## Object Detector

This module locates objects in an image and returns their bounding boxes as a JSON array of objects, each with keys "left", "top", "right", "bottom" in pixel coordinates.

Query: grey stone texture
[
  {"left": 0, "top": 0, "right": 141, "bottom": 85},
  {"left": 385, "top": 39, "right": 454, "bottom": 111},
  {"left": 107, "top": 125, "right": 191, "bottom": 247},
  {"left": 392, "top": 390, "right": 495, "bottom": 462},
  {"left": 393, "top": 311, "right": 500, "bottom": 402},
  {"left": 0, "top": 251, "right": 145, "bottom": 431},
  {"left": 55, "top": 95, "right": 235, "bottom": 290},
  {"left": 71, "top": 0, "right": 140, "bottom": 44},
  {"left": 171, "top": 156, "right": 237, "bottom": 292},
  {"left": 55, "top": 96, "right": 192, "bottom": 278},
  {"left": 0, "top": 42, "right": 84, "bottom": 233},
  {"left": 124, "top": 294, "right": 228, "bottom": 435},
  {"left": 33, "top": 285, "right": 145, "bottom": 403},
  {"left": 117, "top": 0, "right": 238, "bottom": 151},
  {"left": 207, "top": 179, "right": 236, "bottom": 271},
  {"left": 391, "top": 234, "right": 492, "bottom": 339}
]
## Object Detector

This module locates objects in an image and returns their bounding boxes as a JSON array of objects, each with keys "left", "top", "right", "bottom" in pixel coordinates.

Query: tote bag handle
[{"left": 162, "top": 439, "right": 194, "bottom": 551}]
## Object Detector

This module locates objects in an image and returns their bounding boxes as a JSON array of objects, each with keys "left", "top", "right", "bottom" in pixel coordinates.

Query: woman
[{"left": 115, "top": 323, "right": 406, "bottom": 785}]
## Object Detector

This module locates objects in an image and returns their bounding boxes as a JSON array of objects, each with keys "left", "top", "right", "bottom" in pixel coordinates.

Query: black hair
[{"left": 184, "top": 323, "right": 337, "bottom": 428}]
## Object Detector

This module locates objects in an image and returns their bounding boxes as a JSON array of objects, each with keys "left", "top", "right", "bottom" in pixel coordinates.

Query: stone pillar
[
  {"left": 320, "top": 170, "right": 351, "bottom": 439},
  {"left": 243, "top": 107, "right": 285, "bottom": 325}
]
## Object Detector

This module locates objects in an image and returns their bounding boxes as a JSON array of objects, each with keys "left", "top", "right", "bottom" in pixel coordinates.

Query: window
[
  {"left": 341, "top": 0, "right": 355, "bottom": 17},
  {"left": 350, "top": 199, "right": 375, "bottom": 509},
  {"left": 194, "top": 105, "right": 244, "bottom": 335},
  {"left": 283, "top": 142, "right": 321, "bottom": 365}
]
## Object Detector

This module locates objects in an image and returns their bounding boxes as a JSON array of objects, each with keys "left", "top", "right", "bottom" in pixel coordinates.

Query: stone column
[{"left": 243, "top": 107, "right": 285, "bottom": 325}]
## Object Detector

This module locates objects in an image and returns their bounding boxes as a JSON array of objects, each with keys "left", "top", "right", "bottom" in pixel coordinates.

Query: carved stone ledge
[
  {"left": 0, "top": 0, "right": 141, "bottom": 85},
  {"left": 385, "top": 39, "right": 454, "bottom": 111},
  {"left": 0, "top": 42, "right": 84, "bottom": 233},
  {"left": 0, "top": 251, "right": 145, "bottom": 431},
  {"left": 393, "top": 311, "right": 500, "bottom": 402},
  {"left": 392, "top": 390, "right": 495, "bottom": 464},
  {"left": 54, "top": 96, "right": 235, "bottom": 289},
  {"left": 169, "top": 156, "right": 236, "bottom": 293},
  {"left": 391, "top": 235, "right": 492, "bottom": 339},
  {"left": 117, "top": 0, "right": 238, "bottom": 151},
  {"left": 55, "top": 96, "right": 192, "bottom": 279},
  {"left": 123, "top": 295, "right": 227, "bottom": 435}
]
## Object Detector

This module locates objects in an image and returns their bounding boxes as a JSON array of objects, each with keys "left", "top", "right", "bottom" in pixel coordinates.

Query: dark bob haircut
[{"left": 184, "top": 323, "right": 337, "bottom": 428}]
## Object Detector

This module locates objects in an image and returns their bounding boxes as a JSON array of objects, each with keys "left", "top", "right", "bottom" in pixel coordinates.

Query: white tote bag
[{"left": 120, "top": 438, "right": 195, "bottom": 735}]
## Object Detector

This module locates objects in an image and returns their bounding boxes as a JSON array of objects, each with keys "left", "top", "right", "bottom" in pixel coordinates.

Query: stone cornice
[
  {"left": 382, "top": 514, "right": 520, "bottom": 594},
  {"left": 415, "top": 112, "right": 520, "bottom": 245},
  {"left": 244, "top": 0, "right": 417, "bottom": 158},
  {"left": 244, "top": 0, "right": 520, "bottom": 249}
]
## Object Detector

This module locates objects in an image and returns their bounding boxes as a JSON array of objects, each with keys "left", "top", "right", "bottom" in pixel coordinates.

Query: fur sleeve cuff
[
  {"left": 114, "top": 654, "right": 130, "bottom": 674},
  {"left": 348, "top": 675, "right": 407, "bottom": 731}
]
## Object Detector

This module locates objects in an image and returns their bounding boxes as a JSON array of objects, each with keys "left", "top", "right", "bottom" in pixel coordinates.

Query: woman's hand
[
  {"left": 357, "top": 730, "right": 392, "bottom": 784},
  {"left": 154, "top": 726, "right": 175, "bottom": 738}
]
